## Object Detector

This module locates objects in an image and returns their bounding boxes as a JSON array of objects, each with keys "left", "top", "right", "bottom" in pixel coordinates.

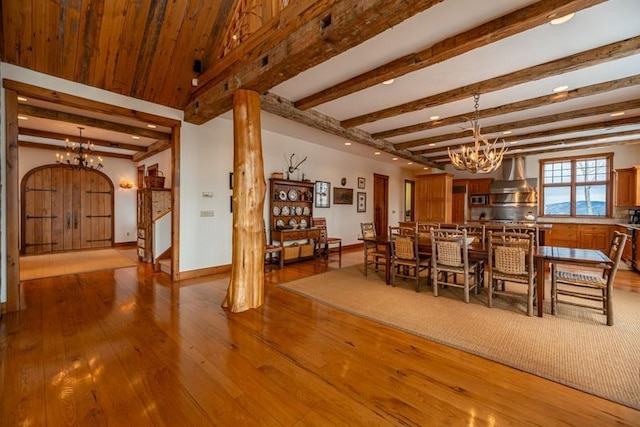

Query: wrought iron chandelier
[
  {"left": 56, "top": 127, "right": 103, "bottom": 170},
  {"left": 448, "top": 94, "right": 507, "bottom": 174}
]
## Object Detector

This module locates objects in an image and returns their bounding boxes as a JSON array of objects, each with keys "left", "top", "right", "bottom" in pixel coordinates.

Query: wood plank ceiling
[{"left": 2, "top": 0, "right": 640, "bottom": 169}]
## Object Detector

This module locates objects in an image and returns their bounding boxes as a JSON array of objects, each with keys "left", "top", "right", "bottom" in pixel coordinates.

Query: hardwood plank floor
[{"left": 1, "top": 249, "right": 639, "bottom": 426}]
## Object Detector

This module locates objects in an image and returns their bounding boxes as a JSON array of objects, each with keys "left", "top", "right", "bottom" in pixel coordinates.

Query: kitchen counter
[{"left": 618, "top": 224, "right": 640, "bottom": 231}]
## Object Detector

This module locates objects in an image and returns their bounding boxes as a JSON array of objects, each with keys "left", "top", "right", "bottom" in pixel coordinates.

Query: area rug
[
  {"left": 279, "top": 265, "right": 640, "bottom": 410},
  {"left": 20, "top": 249, "right": 137, "bottom": 281}
]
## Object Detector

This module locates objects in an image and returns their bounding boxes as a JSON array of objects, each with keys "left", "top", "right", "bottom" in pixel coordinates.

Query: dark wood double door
[{"left": 21, "top": 165, "right": 114, "bottom": 255}]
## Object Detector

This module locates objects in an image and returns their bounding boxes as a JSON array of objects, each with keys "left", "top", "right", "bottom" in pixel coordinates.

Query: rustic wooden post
[{"left": 222, "top": 89, "right": 266, "bottom": 312}]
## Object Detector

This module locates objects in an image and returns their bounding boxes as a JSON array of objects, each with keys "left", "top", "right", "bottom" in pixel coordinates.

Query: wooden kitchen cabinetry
[
  {"left": 546, "top": 223, "right": 578, "bottom": 248},
  {"left": 452, "top": 179, "right": 468, "bottom": 223},
  {"left": 468, "top": 178, "right": 492, "bottom": 195},
  {"left": 137, "top": 188, "right": 171, "bottom": 262},
  {"left": 617, "top": 225, "right": 633, "bottom": 264},
  {"left": 545, "top": 223, "right": 612, "bottom": 252},
  {"left": 615, "top": 166, "right": 640, "bottom": 207},
  {"left": 269, "top": 178, "right": 319, "bottom": 263},
  {"left": 415, "top": 173, "right": 453, "bottom": 223}
]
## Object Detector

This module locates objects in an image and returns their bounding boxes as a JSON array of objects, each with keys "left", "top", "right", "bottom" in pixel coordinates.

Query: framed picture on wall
[
  {"left": 357, "top": 192, "right": 366, "bottom": 212},
  {"left": 358, "top": 177, "right": 365, "bottom": 189},
  {"left": 315, "top": 181, "right": 330, "bottom": 208},
  {"left": 334, "top": 188, "right": 353, "bottom": 205}
]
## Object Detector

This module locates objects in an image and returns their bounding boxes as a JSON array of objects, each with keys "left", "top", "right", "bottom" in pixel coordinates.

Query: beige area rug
[
  {"left": 279, "top": 265, "right": 640, "bottom": 410},
  {"left": 20, "top": 249, "right": 137, "bottom": 281}
]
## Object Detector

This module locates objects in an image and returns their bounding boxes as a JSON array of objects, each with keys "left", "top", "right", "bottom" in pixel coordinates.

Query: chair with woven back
[
  {"left": 430, "top": 228, "right": 481, "bottom": 303},
  {"left": 389, "top": 226, "right": 430, "bottom": 292},
  {"left": 486, "top": 231, "right": 536, "bottom": 316},
  {"left": 312, "top": 217, "right": 342, "bottom": 258},
  {"left": 361, "top": 222, "right": 386, "bottom": 276},
  {"left": 551, "top": 231, "right": 627, "bottom": 326},
  {"left": 264, "top": 229, "right": 283, "bottom": 269}
]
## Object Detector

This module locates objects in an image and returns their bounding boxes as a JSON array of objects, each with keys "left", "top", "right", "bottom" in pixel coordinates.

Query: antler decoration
[{"left": 287, "top": 154, "right": 307, "bottom": 173}]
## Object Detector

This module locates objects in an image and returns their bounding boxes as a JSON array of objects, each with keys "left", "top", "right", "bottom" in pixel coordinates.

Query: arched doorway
[{"left": 21, "top": 165, "right": 114, "bottom": 255}]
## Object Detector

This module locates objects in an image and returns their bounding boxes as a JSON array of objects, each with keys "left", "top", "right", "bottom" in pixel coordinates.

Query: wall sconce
[{"left": 119, "top": 180, "right": 134, "bottom": 189}]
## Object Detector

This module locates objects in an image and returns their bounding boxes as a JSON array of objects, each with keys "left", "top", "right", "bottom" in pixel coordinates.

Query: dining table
[{"left": 362, "top": 235, "right": 613, "bottom": 317}]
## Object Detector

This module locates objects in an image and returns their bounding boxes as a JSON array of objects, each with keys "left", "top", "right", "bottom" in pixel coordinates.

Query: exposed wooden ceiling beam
[
  {"left": 19, "top": 128, "right": 146, "bottom": 152},
  {"left": 18, "top": 141, "right": 134, "bottom": 160},
  {"left": 132, "top": 140, "right": 173, "bottom": 162},
  {"left": 425, "top": 129, "right": 640, "bottom": 160},
  {"left": 184, "top": 0, "right": 446, "bottom": 124},
  {"left": 294, "top": 0, "right": 606, "bottom": 110},
  {"left": 373, "top": 74, "right": 640, "bottom": 140},
  {"left": 396, "top": 100, "right": 640, "bottom": 150},
  {"left": 3, "top": 80, "right": 181, "bottom": 128},
  {"left": 341, "top": 36, "right": 640, "bottom": 128},
  {"left": 413, "top": 116, "right": 640, "bottom": 155},
  {"left": 18, "top": 105, "right": 170, "bottom": 140},
  {"left": 260, "top": 92, "right": 441, "bottom": 169}
]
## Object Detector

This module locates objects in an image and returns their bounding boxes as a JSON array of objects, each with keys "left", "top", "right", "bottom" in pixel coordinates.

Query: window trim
[{"left": 539, "top": 153, "right": 613, "bottom": 218}]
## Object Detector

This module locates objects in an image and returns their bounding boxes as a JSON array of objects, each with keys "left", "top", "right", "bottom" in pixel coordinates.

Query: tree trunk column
[{"left": 223, "top": 89, "right": 266, "bottom": 312}]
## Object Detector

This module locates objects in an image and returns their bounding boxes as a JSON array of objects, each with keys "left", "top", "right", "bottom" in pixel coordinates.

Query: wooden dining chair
[
  {"left": 389, "top": 226, "right": 430, "bottom": 292},
  {"left": 312, "top": 217, "right": 342, "bottom": 258},
  {"left": 550, "top": 231, "right": 627, "bottom": 325},
  {"left": 361, "top": 222, "right": 386, "bottom": 276},
  {"left": 487, "top": 231, "right": 536, "bottom": 316},
  {"left": 264, "top": 230, "right": 283, "bottom": 269},
  {"left": 431, "top": 228, "right": 480, "bottom": 303}
]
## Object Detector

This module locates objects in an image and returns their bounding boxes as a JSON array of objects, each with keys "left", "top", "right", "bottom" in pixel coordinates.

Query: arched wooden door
[{"left": 21, "top": 165, "right": 114, "bottom": 254}]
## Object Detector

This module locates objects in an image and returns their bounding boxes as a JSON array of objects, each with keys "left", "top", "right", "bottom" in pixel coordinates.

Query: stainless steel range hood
[{"left": 490, "top": 157, "right": 538, "bottom": 195}]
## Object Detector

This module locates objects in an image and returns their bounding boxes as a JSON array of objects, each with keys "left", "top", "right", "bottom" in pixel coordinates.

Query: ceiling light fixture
[
  {"left": 553, "top": 85, "right": 569, "bottom": 92},
  {"left": 610, "top": 111, "right": 625, "bottom": 117},
  {"left": 56, "top": 127, "right": 103, "bottom": 171},
  {"left": 430, "top": 115, "right": 440, "bottom": 120},
  {"left": 382, "top": 79, "right": 395, "bottom": 85},
  {"left": 18, "top": 115, "right": 29, "bottom": 120},
  {"left": 344, "top": 142, "right": 352, "bottom": 146},
  {"left": 448, "top": 93, "right": 507, "bottom": 174},
  {"left": 549, "top": 12, "right": 575, "bottom": 25},
  {"left": 392, "top": 157, "right": 398, "bottom": 161},
  {"left": 17, "top": 96, "right": 28, "bottom": 102},
  {"left": 131, "top": 135, "right": 141, "bottom": 140},
  {"left": 374, "top": 151, "right": 381, "bottom": 155},
  {"left": 147, "top": 124, "right": 157, "bottom": 129}
]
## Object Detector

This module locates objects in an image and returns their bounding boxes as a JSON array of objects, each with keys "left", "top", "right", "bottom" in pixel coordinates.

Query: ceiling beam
[
  {"left": 19, "top": 128, "right": 146, "bottom": 152},
  {"left": 260, "top": 92, "right": 441, "bottom": 169},
  {"left": 396, "top": 99, "right": 640, "bottom": 150},
  {"left": 294, "top": 0, "right": 606, "bottom": 110},
  {"left": 413, "top": 116, "right": 640, "bottom": 155},
  {"left": 341, "top": 36, "right": 640, "bottom": 128},
  {"left": 373, "top": 74, "right": 640, "bottom": 139},
  {"left": 426, "top": 129, "right": 640, "bottom": 160},
  {"left": 184, "top": 0, "right": 446, "bottom": 124},
  {"left": 18, "top": 105, "right": 171, "bottom": 141},
  {"left": 18, "top": 141, "right": 134, "bottom": 160},
  {"left": 132, "top": 139, "right": 172, "bottom": 162},
  {"left": 3, "top": 79, "right": 181, "bottom": 128}
]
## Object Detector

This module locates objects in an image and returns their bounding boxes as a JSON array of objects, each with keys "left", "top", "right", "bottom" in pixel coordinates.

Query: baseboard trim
[
  {"left": 177, "top": 264, "right": 232, "bottom": 280},
  {"left": 114, "top": 241, "right": 137, "bottom": 248}
]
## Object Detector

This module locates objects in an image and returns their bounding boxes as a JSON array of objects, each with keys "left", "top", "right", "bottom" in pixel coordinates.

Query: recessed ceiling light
[
  {"left": 382, "top": 79, "right": 395, "bottom": 85},
  {"left": 407, "top": 162, "right": 413, "bottom": 165},
  {"left": 429, "top": 115, "right": 440, "bottom": 121},
  {"left": 510, "top": 141, "right": 519, "bottom": 144},
  {"left": 428, "top": 143, "right": 436, "bottom": 147},
  {"left": 553, "top": 85, "right": 569, "bottom": 92},
  {"left": 17, "top": 115, "right": 28, "bottom": 120},
  {"left": 147, "top": 124, "right": 157, "bottom": 129},
  {"left": 131, "top": 135, "right": 140, "bottom": 140},
  {"left": 610, "top": 111, "right": 625, "bottom": 117},
  {"left": 503, "top": 130, "right": 512, "bottom": 135},
  {"left": 423, "top": 167, "right": 429, "bottom": 170},
  {"left": 374, "top": 151, "right": 381, "bottom": 155},
  {"left": 231, "top": 34, "right": 238, "bottom": 40},
  {"left": 549, "top": 13, "right": 575, "bottom": 25},
  {"left": 17, "top": 96, "right": 28, "bottom": 102},
  {"left": 344, "top": 142, "right": 352, "bottom": 146},
  {"left": 392, "top": 157, "right": 398, "bottom": 161}
]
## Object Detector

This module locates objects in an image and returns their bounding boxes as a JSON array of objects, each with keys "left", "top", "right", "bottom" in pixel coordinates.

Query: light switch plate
[{"left": 200, "top": 210, "right": 215, "bottom": 217}]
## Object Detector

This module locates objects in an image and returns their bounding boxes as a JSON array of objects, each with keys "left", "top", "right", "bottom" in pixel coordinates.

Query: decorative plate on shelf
[
  {"left": 281, "top": 206, "right": 290, "bottom": 216},
  {"left": 300, "top": 219, "right": 307, "bottom": 228},
  {"left": 279, "top": 190, "right": 287, "bottom": 201},
  {"left": 302, "top": 206, "right": 310, "bottom": 215},
  {"left": 289, "top": 218, "right": 297, "bottom": 226},
  {"left": 295, "top": 206, "right": 303, "bottom": 215},
  {"left": 272, "top": 206, "right": 281, "bottom": 216},
  {"left": 276, "top": 219, "right": 285, "bottom": 228},
  {"left": 288, "top": 189, "right": 298, "bottom": 201}
]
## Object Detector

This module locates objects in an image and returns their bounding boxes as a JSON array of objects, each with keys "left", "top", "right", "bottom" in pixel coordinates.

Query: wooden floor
[{"left": 2, "top": 249, "right": 640, "bottom": 426}]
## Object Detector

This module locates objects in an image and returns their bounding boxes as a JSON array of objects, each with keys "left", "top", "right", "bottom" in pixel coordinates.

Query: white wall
[{"left": 138, "top": 148, "right": 172, "bottom": 188}]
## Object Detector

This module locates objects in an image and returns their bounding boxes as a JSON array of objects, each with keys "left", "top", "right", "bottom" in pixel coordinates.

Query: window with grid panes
[{"left": 540, "top": 154, "right": 611, "bottom": 217}]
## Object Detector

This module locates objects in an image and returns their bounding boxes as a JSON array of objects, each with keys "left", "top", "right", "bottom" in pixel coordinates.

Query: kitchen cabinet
[
  {"left": 452, "top": 179, "right": 468, "bottom": 223},
  {"left": 617, "top": 225, "right": 633, "bottom": 264},
  {"left": 546, "top": 223, "right": 578, "bottom": 248},
  {"left": 415, "top": 173, "right": 453, "bottom": 223},
  {"left": 545, "top": 223, "right": 614, "bottom": 253},
  {"left": 615, "top": 166, "right": 640, "bottom": 207},
  {"left": 468, "top": 178, "right": 492, "bottom": 195}
]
